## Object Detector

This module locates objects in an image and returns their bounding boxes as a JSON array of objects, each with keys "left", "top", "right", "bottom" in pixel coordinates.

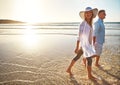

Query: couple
[{"left": 66, "top": 7, "right": 106, "bottom": 80}]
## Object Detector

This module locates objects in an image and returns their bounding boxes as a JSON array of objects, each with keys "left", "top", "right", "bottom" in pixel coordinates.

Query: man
[{"left": 93, "top": 10, "right": 106, "bottom": 67}]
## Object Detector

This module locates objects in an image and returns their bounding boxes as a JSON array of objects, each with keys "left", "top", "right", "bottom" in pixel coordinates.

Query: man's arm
[{"left": 93, "top": 22, "right": 100, "bottom": 44}]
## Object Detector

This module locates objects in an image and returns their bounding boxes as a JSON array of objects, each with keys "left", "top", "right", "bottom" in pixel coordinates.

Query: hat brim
[{"left": 79, "top": 8, "right": 98, "bottom": 19}]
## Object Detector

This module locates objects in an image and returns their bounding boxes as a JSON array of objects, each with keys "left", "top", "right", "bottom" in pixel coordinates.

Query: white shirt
[{"left": 78, "top": 21, "right": 96, "bottom": 57}]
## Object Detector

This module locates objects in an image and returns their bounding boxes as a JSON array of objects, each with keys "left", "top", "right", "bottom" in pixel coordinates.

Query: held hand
[
  {"left": 93, "top": 42, "right": 95, "bottom": 47},
  {"left": 93, "top": 42, "right": 96, "bottom": 47}
]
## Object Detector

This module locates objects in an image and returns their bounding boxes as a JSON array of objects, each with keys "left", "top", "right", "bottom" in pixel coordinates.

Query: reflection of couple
[{"left": 66, "top": 7, "right": 106, "bottom": 80}]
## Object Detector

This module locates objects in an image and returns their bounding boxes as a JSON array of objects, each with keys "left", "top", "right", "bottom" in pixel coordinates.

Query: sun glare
[
  {"left": 14, "top": 0, "right": 45, "bottom": 23},
  {"left": 22, "top": 25, "right": 39, "bottom": 48}
]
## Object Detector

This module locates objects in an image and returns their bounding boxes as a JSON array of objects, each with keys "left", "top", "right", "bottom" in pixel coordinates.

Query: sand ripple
[{"left": 0, "top": 59, "right": 71, "bottom": 85}]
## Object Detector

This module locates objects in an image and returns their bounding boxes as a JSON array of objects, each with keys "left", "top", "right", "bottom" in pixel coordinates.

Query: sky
[{"left": 0, "top": 0, "right": 120, "bottom": 23}]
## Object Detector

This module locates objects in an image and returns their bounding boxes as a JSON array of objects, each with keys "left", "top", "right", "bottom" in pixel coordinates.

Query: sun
[{"left": 13, "top": 0, "right": 45, "bottom": 23}]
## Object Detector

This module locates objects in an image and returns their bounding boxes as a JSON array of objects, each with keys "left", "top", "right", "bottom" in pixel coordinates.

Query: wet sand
[{"left": 0, "top": 35, "right": 120, "bottom": 85}]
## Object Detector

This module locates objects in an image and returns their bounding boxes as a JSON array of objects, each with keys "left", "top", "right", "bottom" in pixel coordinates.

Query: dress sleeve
[
  {"left": 77, "top": 23, "right": 84, "bottom": 41},
  {"left": 77, "top": 25, "right": 81, "bottom": 41}
]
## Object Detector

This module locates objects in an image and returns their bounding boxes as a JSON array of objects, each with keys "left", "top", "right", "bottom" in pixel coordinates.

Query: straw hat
[{"left": 79, "top": 7, "right": 98, "bottom": 19}]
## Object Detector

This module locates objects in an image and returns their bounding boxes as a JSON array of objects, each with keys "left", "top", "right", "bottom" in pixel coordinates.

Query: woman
[{"left": 66, "top": 7, "right": 98, "bottom": 80}]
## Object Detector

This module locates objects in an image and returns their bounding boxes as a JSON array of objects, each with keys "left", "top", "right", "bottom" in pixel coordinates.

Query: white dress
[{"left": 78, "top": 21, "right": 96, "bottom": 58}]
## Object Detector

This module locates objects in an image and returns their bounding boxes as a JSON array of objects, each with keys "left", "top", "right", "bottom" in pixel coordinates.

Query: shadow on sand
[
  {"left": 92, "top": 66, "right": 120, "bottom": 85},
  {"left": 98, "top": 66, "right": 120, "bottom": 80},
  {"left": 70, "top": 76, "right": 80, "bottom": 85},
  {"left": 67, "top": 65, "right": 120, "bottom": 85}
]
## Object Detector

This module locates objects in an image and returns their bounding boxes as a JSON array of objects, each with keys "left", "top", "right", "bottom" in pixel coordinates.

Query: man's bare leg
[{"left": 95, "top": 56, "right": 100, "bottom": 67}]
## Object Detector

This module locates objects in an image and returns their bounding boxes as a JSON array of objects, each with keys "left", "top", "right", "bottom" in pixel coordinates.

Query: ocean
[{"left": 0, "top": 22, "right": 120, "bottom": 36}]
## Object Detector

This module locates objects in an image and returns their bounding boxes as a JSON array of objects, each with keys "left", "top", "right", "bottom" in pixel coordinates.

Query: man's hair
[{"left": 98, "top": 10, "right": 105, "bottom": 14}]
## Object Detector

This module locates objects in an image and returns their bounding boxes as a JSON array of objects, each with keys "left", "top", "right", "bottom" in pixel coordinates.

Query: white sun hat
[{"left": 79, "top": 7, "right": 98, "bottom": 19}]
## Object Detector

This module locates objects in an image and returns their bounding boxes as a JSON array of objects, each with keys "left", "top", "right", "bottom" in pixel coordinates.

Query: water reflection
[{"left": 22, "top": 25, "right": 39, "bottom": 48}]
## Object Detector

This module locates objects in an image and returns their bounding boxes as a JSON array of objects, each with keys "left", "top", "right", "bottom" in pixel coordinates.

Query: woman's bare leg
[
  {"left": 66, "top": 60, "right": 75, "bottom": 76},
  {"left": 86, "top": 57, "right": 97, "bottom": 80}
]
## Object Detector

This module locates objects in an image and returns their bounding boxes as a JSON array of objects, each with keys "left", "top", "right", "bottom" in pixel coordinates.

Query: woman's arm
[{"left": 74, "top": 40, "right": 80, "bottom": 54}]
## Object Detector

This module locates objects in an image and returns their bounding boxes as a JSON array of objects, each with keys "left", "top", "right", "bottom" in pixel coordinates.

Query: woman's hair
[{"left": 85, "top": 11, "right": 93, "bottom": 27}]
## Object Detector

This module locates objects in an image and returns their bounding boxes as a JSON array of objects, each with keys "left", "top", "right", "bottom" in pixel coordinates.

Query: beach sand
[{"left": 0, "top": 34, "right": 120, "bottom": 85}]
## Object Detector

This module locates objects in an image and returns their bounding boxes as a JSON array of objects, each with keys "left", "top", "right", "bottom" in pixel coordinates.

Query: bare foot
[
  {"left": 66, "top": 69, "right": 73, "bottom": 77},
  {"left": 95, "top": 64, "right": 101, "bottom": 67},
  {"left": 88, "top": 75, "right": 98, "bottom": 80}
]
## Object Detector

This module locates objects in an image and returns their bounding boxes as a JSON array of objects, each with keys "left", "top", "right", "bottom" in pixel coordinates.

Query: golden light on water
[
  {"left": 21, "top": 25, "right": 54, "bottom": 51},
  {"left": 22, "top": 25, "right": 39, "bottom": 48}
]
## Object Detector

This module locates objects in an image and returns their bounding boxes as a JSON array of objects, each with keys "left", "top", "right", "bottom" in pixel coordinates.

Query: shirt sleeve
[{"left": 93, "top": 22, "right": 100, "bottom": 37}]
